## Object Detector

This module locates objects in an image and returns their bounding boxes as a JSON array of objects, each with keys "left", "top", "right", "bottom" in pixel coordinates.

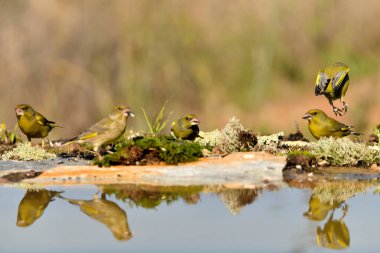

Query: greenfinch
[
  {"left": 17, "top": 189, "right": 62, "bottom": 227},
  {"left": 15, "top": 104, "right": 60, "bottom": 142},
  {"left": 302, "top": 109, "right": 360, "bottom": 140},
  {"left": 315, "top": 62, "right": 350, "bottom": 116},
  {"left": 66, "top": 105, "right": 134, "bottom": 151},
  {"left": 171, "top": 114, "right": 200, "bottom": 140},
  {"left": 61, "top": 193, "right": 132, "bottom": 240},
  {"left": 304, "top": 194, "right": 342, "bottom": 222},
  {"left": 317, "top": 212, "right": 350, "bottom": 249}
]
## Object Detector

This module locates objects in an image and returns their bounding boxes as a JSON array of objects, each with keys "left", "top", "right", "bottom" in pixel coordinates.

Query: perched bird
[
  {"left": 302, "top": 109, "right": 360, "bottom": 140},
  {"left": 15, "top": 104, "right": 60, "bottom": 143},
  {"left": 171, "top": 114, "right": 200, "bottom": 140},
  {"left": 315, "top": 62, "right": 350, "bottom": 116},
  {"left": 60, "top": 193, "right": 132, "bottom": 241},
  {"left": 66, "top": 105, "right": 134, "bottom": 151},
  {"left": 17, "top": 189, "right": 62, "bottom": 227}
]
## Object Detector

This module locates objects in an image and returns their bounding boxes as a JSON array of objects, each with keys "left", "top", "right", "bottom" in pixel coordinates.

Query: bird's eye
[{"left": 311, "top": 112, "right": 317, "bottom": 116}]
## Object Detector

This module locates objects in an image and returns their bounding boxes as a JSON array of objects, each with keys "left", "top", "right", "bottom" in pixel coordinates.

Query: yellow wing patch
[{"left": 80, "top": 132, "right": 98, "bottom": 140}]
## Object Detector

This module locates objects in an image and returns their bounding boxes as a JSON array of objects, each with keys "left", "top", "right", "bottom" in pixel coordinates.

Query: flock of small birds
[{"left": 13, "top": 61, "right": 367, "bottom": 153}]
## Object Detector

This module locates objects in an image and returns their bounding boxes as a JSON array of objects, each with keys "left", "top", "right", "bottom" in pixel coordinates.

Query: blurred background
[{"left": 0, "top": 0, "right": 379, "bottom": 140}]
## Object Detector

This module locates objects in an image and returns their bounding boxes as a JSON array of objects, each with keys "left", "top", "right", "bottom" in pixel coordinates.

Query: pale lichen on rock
[
  {"left": 197, "top": 117, "right": 257, "bottom": 153},
  {"left": 310, "top": 137, "right": 380, "bottom": 167},
  {"left": 1, "top": 142, "right": 56, "bottom": 161}
]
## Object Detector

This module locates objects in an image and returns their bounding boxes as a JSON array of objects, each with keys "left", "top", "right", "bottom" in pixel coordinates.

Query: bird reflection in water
[
  {"left": 60, "top": 192, "right": 132, "bottom": 241},
  {"left": 17, "top": 189, "right": 62, "bottom": 227},
  {"left": 304, "top": 194, "right": 350, "bottom": 249}
]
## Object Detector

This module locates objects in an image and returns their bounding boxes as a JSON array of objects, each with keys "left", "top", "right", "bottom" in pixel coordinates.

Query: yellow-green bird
[
  {"left": 302, "top": 109, "right": 360, "bottom": 140},
  {"left": 15, "top": 104, "right": 60, "bottom": 142},
  {"left": 315, "top": 62, "right": 350, "bottom": 116},
  {"left": 317, "top": 212, "right": 350, "bottom": 249},
  {"left": 17, "top": 189, "right": 62, "bottom": 227},
  {"left": 60, "top": 193, "right": 132, "bottom": 241},
  {"left": 171, "top": 114, "right": 200, "bottom": 141},
  {"left": 304, "top": 194, "right": 342, "bottom": 222},
  {"left": 66, "top": 105, "right": 134, "bottom": 151}
]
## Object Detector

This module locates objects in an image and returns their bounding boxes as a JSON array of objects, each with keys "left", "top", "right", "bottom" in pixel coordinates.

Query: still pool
[{"left": 0, "top": 182, "right": 379, "bottom": 253}]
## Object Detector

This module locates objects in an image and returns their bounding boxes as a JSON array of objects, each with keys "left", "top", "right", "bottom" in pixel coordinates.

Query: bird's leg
[
  {"left": 96, "top": 151, "right": 103, "bottom": 162},
  {"left": 41, "top": 139, "right": 45, "bottom": 148},
  {"left": 47, "top": 138, "right": 54, "bottom": 147},
  {"left": 341, "top": 100, "right": 349, "bottom": 115},
  {"left": 93, "top": 191, "right": 100, "bottom": 200},
  {"left": 341, "top": 204, "right": 349, "bottom": 220},
  {"left": 329, "top": 99, "right": 343, "bottom": 116},
  {"left": 105, "top": 145, "right": 114, "bottom": 154}
]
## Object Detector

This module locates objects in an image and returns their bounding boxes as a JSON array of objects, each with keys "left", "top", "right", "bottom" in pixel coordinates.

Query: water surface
[{"left": 0, "top": 182, "right": 379, "bottom": 253}]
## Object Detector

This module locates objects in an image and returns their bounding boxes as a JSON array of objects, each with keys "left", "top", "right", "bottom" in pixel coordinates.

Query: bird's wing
[
  {"left": 331, "top": 70, "right": 349, "bottom": 94},
  {"left": 330, "top": 121, "right": 351, "bottom": 133},
  {"left": 77, "top": 117, "right": 113, "bottom": 140},
  {"left": 315, "top": 71, "right": 330, "bottom": 95},
  {"left": 35, "top": 113, "right": 55, "bottom": 126}
]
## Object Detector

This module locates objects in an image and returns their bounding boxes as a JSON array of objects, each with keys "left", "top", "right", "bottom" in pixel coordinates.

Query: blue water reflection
[{"left": 0, "top": 183, "right": 380, "bottom": 253}]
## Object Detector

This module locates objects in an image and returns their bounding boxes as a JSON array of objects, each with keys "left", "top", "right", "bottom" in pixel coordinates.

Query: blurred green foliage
[{"left": 0, "top": 0, "right": 379, "bottom": 137}]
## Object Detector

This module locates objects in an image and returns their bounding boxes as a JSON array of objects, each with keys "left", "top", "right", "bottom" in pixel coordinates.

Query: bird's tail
[
  {"left": 57, "top": 195, "right": 83, "bottom": 206},
  {"left": 348, "top": 126, "right": 362, "bottom": 136}
]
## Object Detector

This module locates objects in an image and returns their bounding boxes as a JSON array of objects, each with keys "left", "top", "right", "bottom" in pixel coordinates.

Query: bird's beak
[
  {"left": 190, "top": 117, "right": 200, "bottom": 125},
  {"left": 15, "top": 108, "right": 24, "bottom": 116},
  {"left": 124, "top": 108, "right": 135, "bottom": 117},
  {"left": 302, "top": 113, "right": 311, "bottom": 120}
]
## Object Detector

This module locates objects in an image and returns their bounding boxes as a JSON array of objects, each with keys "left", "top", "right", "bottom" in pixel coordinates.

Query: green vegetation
[
  {"left": 94, "top": 135, "right": 204, "bottom": 167},
  {"left": 0, "top": 122, "right": 20, "bottom": 145},
  {"left": 1, "top": 142, "right": 56, "bottom": 161},
  {"left": 141, "top": 100, "right": 171, "bottom": 135},
  {"left": 372, "top": 125, "right": 380, "bottom": 145},
  {"left": 286, "top": 150, "right": 317, "bottom": 170}
]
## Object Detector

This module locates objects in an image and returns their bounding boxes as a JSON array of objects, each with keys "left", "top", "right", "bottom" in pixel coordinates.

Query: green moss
[
  {"left": 287, "top": 150, "right": 315, "bottom": 159},
  {"left": 285, "top": 150, "right": 317, "bottom": 170},
  {"left": 311, "top": 137, "right": 380, "bottom": 167},
  {"left": 94, "top": 135, "right": 204, "bottom": 167},
  {"left": 1, "top": 142, "right": 56, "bottom": 161}
]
